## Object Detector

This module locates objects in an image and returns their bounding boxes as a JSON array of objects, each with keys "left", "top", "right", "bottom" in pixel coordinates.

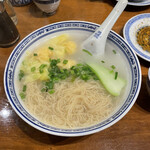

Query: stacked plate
[
  {"left": 116, "top": 0, "right": 150, "bottom": 6},
  {"left": 127, "top": 0, "right": 150, "bottom": 6}
]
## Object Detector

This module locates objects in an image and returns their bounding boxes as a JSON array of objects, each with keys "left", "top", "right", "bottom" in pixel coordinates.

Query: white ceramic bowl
[
  {"left": 4, "top": 21, "right": 141, "bottom": 137},
  {"left": 33, "top": 0, "right": 61, "bottom": 15}
]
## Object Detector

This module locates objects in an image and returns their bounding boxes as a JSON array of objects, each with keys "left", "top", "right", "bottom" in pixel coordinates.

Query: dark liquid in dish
[{"left": 0, "top": 10, "right": 19, "bottom": 47}]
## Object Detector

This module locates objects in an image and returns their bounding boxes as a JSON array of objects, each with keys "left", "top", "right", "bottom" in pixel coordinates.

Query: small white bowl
[
  {"left": 33, "top": 0, "right": 61, "bottom": 15},
  {"left": 4, "top": 21, "right": 141, "bottom": 137}
]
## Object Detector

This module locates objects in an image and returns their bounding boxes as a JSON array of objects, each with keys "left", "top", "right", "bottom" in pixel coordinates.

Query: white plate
[
  {"left": 4, "top": 21, "right": 141, "bottom": 137},
  {"left": 116, "top": 0, "right": 150, "bottom": 6},
  {"left": 123, "top": 13, "right": 150, "bottom": 62},
  {"left": 128, "top": 0, "right": 150, "bottom": 6}
]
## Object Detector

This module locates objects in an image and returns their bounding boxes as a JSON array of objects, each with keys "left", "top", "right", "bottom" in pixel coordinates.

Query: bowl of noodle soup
[{"left": 4, "top": 21, "right": 141, "bottom": 137}]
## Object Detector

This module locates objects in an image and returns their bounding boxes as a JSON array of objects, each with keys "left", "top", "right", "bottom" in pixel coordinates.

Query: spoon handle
[
  {"left": 94, "top": 0, "right": 128, "bottom": 40},
  {"left": 83, "top": 0, "right": 128, "bottom": 56}
]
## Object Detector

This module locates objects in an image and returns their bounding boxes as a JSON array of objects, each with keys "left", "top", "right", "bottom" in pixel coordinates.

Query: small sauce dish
[{"left": 123, "top": 13, "right": 150, "bottom": 62}]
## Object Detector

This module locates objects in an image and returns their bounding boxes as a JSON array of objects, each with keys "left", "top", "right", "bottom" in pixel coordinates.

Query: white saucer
[
  {"left": 128, "top": 0, "right": 150, "bottom": 6},
  {"left": 123, "top": 13, "right": 150, "bottom": 62}
]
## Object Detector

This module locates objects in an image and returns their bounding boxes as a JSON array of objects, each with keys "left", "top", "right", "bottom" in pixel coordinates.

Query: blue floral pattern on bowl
[{"left": 10, "top": 0, "right": 32, "bottom": 6}]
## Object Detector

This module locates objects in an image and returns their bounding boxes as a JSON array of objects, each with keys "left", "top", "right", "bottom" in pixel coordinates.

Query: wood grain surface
[{"left": 0, "top": 0, "right": 150, "bottom": 149}]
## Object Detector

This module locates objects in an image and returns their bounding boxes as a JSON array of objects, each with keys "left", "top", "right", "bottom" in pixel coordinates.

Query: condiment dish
[{"left": 123, "top": 13, "right": 150, "bottom": 62}]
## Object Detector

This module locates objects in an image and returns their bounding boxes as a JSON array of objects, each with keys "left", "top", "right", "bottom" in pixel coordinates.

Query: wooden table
[{"left": 0, "top": 0, "right": 150, "bottom": 149}]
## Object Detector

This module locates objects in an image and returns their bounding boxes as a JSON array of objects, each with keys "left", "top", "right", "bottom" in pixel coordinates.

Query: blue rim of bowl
[
  {"left": 123, "top": 13, "right": 150, "bottom": 62},
  {"left": 128, "top": 0, "right": 150, "bottom": 6},
  {"left": 4, "top": 21, "right": 141, "bottom": 137}
]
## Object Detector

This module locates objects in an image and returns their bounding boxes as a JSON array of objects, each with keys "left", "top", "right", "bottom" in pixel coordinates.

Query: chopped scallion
[
  {"left": 111, "top": 65, "right": 116, "bottom": 70},
  {"left": 23, "top": 85, "right": 27, "bottom": 92},
  {"left": 49, "top": 90, "right": 55, "bottom": 94},
  {"left": 63, "top": 60, "right": 68, "bottom": 64},
  {"left": 41, "top": 88, "right": 46, "bottom": 92},
  {"left": 39, "top": 64, "right": 47, "bottom": 73},
  {"left": 57, "top": 59, "right": 61, "bottom": 63},
  {"left": 115, "top": 72, "right": 118, "bottom": 80},
  {"left": 45, "top": 81, "right": 54, "bottom": 89},
  {"left": 82, "top": 49, "right": 92, "bottom": 56},
  {"left": 19, "top": 92, "right": 26, "bottom": 99},
  {"left": 19, "top": 70, "right": 24, "bottom": 81},
  {"left": 70, "top": 70, "right": 75, "bottom": 75},
  {"left": 110, "top": 70, "right": 114, "bottom": 74},
  {"left": 44, "top": 59, "right": 100, "bottom": 94},
  {"left": 33, "top": 53, "right": 38, "bottom": 56},
  {"left": 50, "top": 59, "right": 60, "bottom": 67},
  {"left": 22, "top": 61, "right": 25, "bottom": 65},
  {"left": 48, "top": 46, "right": 54, "bottom": 50},
  {"left": 31, "top": 67, "right": 36, "bottom": 72},
  {"left": 112, "top": 50, "right": 117, "bottom": 54}
]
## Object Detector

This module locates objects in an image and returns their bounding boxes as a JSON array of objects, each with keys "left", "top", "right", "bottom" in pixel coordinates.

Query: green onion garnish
[
  {"left": 19, "top": 92, "right": 26, "bottom": 99},
  {"left": 50, "top": 59, "right": 60, "bottom": 67},
  {"left": 39, "top": 64, "right": 47, "bottom": 73},
  {"left": 110, "top": 70, "right": 114, "bottom": 74},
  {"left": 43, "top": 59, "right": 99, "bottom": 94},
  {"left": 22, "top": 61, "right": 25, "bottom": 65},
  {"left": 41, "top": 88, "right": 46, "bottom": 92},
  {"left": 23, "top": 85, "right": 27, "bottom": 92},
  {"left": 31, "top": 67, "right": 36, "bottom": 72},
  {"left": 48, "top": 47, "right": 54, "bottom": 50},
  {"left": 33, "top": 53, "right": 38, "bottom": 56},
  {"left": 49, "top": 90, "right": 55, "bottom": 94},
  {"left": 82, "top": 49, "right": 92, "bottom": 56},
  {"left": 63, "top": 60, "right": 68, "bottom": 64},
  {"left": 45, "top": 81, "right": 54, "bottom": 89},
  {"left": 115, "top": 72, "right": 118, "bottom": 80},
  {"left": 112, "top": 50, "right": 116, "bottom": 54},
  {"left": 19, "top": 70, "right": 24, "bottom": 81},
  {"left": 111, "top": 65, "right": 116, "bottom": 70}
]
